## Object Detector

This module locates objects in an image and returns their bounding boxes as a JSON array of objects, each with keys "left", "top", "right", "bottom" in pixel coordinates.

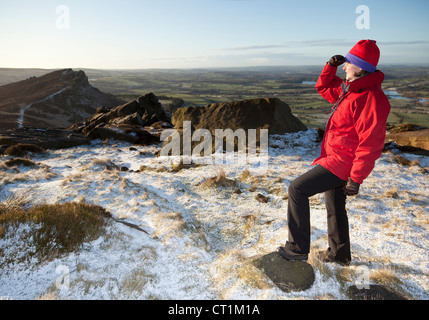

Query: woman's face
[{"left": 343, "top": 62, "right": 363, "bottom": 82}]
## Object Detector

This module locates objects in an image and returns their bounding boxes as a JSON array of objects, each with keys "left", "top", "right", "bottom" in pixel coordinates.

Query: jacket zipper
[{"left": 326, "top": 83, "right": 350, "bottom": 128}]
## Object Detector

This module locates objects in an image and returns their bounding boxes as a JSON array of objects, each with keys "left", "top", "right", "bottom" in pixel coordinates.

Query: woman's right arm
[{"left": 315, "top": 63, "right": 343, "bottom": 104}]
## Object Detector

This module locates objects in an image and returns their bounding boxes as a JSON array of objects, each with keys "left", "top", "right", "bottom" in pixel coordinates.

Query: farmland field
[{"left": 83, "top": 66, "right": 429, "bottom": 128}]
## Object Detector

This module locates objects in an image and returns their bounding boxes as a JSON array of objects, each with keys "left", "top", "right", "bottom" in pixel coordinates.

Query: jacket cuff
[
  {"left": 326, "top": 61, "right": 338, "bottom": 67},
  {"left": 349, "top": 175, "right": 364, "bottom": 185}
]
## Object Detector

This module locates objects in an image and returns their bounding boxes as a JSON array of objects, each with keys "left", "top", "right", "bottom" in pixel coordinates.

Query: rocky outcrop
[
  {"left": 0, "top": 91, "right": 170, "bottom": 149},
  {"left": 161, "top": 98, "right": 307, "bottom": 155},
  {"left": 68, "top": 93, "right": 170, "bottom": 145},
  {"left": 0, "top": 127, "right": 89, "bottom": 150},
  {"left": 172, "top": 97, "right": 307, "bottom": 134},
  {"left": 0, "top": 69, "right": 123, "bottom": 131},
  {"left": 385, "top": 123, "right": 429, "bottom": 151}
]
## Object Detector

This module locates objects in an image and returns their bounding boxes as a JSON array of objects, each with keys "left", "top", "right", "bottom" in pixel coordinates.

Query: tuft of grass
[
  {"left": 242, "top": 214, "right": 257, "bottom": 235},
  {"left": 0, "top": 201, "right": 112, "bottom": 263},
  {"left": 394, "top": 155, "right": 420, "bottom": 167},
  {"left": 384, "top": 187, "right": 399, "bottom": 199},
  {"left": 169, "top": 160, "right": 203, "bottom": 173},
  {"left": 370, "top": 267, "right": 403, "bottom": 287},
  {"left": 0, "top": 193, "right": 32, "bottom": 215},
  {"left": 4, "top": 144, "right": 46, "bottom": 157},
  {"left": 381, "top": 217, "right": 407, "bottom": 231},
  {"left": 239, "top": 169, "right": 251, "bottom": 182},
  {"left": 121, "top": 269, "right": 155, "bottom": 295},
  {"left": 199, "top": 169, "right": 238, "bottom": 189},
  {"left": 4, "top": 158, "right": 38, "bottom": 168},
  {"left": 308, "top": 249, "right": 335, "bottom": 280},
  {"left": 150, "top": 210, "right": 187, "bottom": 241},
  {"left": 87, "top": 159, "right": 119, "bottom": 171}
]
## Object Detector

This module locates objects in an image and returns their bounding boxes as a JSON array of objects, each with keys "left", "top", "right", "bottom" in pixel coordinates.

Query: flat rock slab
[
  {"left": 348, "top": 285, "right": 407, "bottom": 300},
  {"left": 0, "top": 127, "right": 89, "bottom": 150},
  {"left": 252, "top": 252, "right": 315, "bottom": 293},
  {"left": 386, "top": 128, "right": 429, "bottom": 151}
]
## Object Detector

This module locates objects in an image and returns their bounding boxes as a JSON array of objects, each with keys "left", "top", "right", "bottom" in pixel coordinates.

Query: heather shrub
[{"left": 0, "top": 201, "right": 111, "bottom": 264}]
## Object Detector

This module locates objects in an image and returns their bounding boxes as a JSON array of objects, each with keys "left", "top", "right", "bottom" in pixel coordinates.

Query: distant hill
[
  {"left": 0, "top": 68, "right": 58, "bottom": 86},
  {"left": 0, "top": 69, "right": 124, "bottom": 131}
]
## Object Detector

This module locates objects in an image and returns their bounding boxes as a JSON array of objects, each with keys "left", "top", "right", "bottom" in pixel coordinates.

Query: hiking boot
[
  {"left": 315, "top": 250, "right": 350, "bottom": 266},
  {"left": 277, "top": 246, "right": 308, "bottom": 262}
]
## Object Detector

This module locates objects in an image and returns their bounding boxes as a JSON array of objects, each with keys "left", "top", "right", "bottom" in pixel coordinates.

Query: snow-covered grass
[{"left": 0, "top": 128, "right": 428, "bottom": 300}]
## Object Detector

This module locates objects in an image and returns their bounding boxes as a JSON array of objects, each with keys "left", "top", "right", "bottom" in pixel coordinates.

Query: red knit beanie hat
[{"left": 345, "top": 40, "right": 380, "bottom": 73}]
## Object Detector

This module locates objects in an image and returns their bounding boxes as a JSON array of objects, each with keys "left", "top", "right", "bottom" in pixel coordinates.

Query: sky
[{"left": 0, "top": 0, "right": 428, "bottom": 69}]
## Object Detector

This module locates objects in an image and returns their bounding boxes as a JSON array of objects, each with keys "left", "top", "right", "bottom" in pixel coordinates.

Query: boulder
[
  {"left": 68, "top": 92, "right": 169, "bottom": 145},
  {"left": 386, "top": 122, "right": 423, "bottom": 133},
  {"left": 116, "top": 100, "right": 140, "bottom": 117},
  {"left": 172, "top": 97, "right": 307, "bottom": 134},
  {"left": 87, "top": 125, "right": 158, "bottom": 145},
  {"left": 252, "top": 252, "right": 315, "bottom": 293},
  {"left": 139, "top": 92, "right": 168, "bottom": 122},
  {"left": 111, "top": 112, "right": 144, "bottom": 127},
  {"left": 385, "top": 128, "right": 429, "bottom": 151},
  {"left": 161, "top": 97, "right": 307, "bottom": 155},
  {"left": 348, "top": 285, "right": 407, "bottom": 300}
]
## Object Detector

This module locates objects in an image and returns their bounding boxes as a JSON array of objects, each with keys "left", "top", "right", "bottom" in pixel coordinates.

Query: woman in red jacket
[{"left": 278, "top": 40, "right": 391, "bottom": 266}]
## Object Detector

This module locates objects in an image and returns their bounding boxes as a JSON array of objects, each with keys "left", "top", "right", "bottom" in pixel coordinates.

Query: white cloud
[{"left": 222, "top": 39, "right": 429, "bottom": 52}]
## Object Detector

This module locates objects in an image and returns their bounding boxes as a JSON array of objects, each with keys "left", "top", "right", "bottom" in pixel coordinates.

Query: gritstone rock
[
  {"left": 0, "top": 127, "right": 89, "bottom": 150},
  {"left": 0, "top": 69, "right": 123, "bottom": 130},
  {"left": 69, "top": 92, "right": 170, "bottom": 145},
  {"left": 348, "top": 284, "right": 407, "bottom": 300},
  {"left": 385, "top": 123, "right": 429, "bottom": 151},
  {"left": 172, "top": 97, "right": 307, "bottom": 134},
  {"left": 252, "top": 252, "right": 315, "bottom": 293},
  {"left": 162, "top": 97, "right": 307, "bottom": 155}
]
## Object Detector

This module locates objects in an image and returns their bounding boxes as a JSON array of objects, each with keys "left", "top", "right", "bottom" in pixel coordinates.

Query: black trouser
[{"left": 284, "top": 165, "right": 351, "bottom": 264}]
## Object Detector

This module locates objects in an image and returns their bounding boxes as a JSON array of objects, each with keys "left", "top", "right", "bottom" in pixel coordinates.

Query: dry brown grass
[
  {"left": 384, "top": 187, "right": 399, "bottom": 199},
  {"left": 0, "top": 192, "right": 32, "bottom": 216},
  {"left": 148, "top": 210, "right": 188, "bottom": 241},
  {"left": 199, "top": 169, "right": 238, "bottom": 189},
  {"left": 90, "top": 159, "right": 118, "bottom": 171},
  {"left": 381, "top": 217, "right": 408, "bottom": 231},
  {"left": 4, "top": 144, "right": 46, "bottom": 157},
  {"left": 4, "top": 158, "right": 38, "bottom": 168},
  {"left": 239, "top": 169, "right": 251, "bottom": 182},
  {"left": 394, "top": 155, "right": 420, "bottom": 167},
  {"left": 0, "top": 201, "right": 112, "bottom": 264},
  {"left": 212, "top": 249, "right": 272, "bottom": 299},
  {"left": 169, "top": 160, "right": 204, "bottom": 173},
  {"left": 370, "top": 267, "right": 402, "bottom": 287}
]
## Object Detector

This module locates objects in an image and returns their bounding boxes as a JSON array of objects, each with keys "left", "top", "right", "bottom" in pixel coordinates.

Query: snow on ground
[{"left": 0, "top": 128, "right": 428, "bottom": 300}]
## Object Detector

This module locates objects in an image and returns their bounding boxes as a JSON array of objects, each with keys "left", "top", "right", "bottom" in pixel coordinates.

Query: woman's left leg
[{"left": 324, "top": 187, "right": 351, "bottom": 264}]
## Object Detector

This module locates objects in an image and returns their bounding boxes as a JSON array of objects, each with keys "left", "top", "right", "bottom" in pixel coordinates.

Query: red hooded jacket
[{"left": 313, "top": 63, "right": 391, "bottom": 184}]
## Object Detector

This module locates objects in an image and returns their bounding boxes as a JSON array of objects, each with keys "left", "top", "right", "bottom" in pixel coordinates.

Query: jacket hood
[{"left": 345, "top": 70, "right": 385, "bottom": 92}]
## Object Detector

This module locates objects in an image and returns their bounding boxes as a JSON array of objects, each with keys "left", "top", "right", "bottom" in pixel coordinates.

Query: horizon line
[{"left": 2, "top": 62, "right": 429, "bottom": 72}]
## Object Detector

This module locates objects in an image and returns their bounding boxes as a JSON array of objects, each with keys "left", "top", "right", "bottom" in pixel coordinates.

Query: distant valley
[{"left": 0, "top": 66, "right": 428, "bottom": 130}]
